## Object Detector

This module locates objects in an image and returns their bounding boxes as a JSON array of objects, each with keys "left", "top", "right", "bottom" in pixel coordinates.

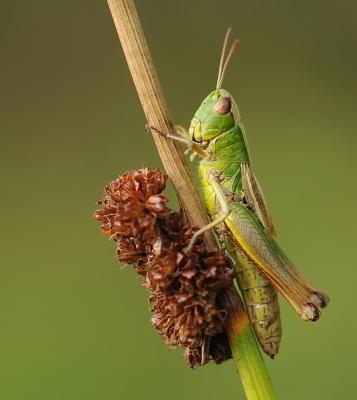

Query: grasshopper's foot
[{"left": 146, "top": 124, "right": 167, "bottom": 137}]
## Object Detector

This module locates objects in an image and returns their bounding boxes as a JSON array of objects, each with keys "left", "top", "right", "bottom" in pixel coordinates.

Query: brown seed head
[
  {"left": 94, "top": 168, "right": 169, "bottom": 243},
  {"left": 95, "top": 168, "right": 233, "bottom": 368}
]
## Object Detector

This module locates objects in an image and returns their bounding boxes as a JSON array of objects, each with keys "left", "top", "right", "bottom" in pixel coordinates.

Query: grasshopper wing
[
  {"left": 225, "top": 202, "right": 321, "bottom": 322},
  {"left": 241, "top": 163, "right": 329, "bottom": 309},
  {"left": 241, "top": 163, "right": 277, "bottom": 238}
]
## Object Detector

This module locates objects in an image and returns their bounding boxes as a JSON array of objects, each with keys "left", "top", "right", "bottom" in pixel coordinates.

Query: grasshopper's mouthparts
[{"left": 189, "top": 117, "right": 203, "bottom": 142}]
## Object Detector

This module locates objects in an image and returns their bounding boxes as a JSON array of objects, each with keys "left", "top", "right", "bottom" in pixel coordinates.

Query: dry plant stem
[
  {"left": 106, "top": 1, "right": 276, "bottom": 398},
  {"left": 106, "top": 0, "right": 215, "bottom": 249}
]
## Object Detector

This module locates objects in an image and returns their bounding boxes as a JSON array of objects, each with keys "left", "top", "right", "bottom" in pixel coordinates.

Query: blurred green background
[{"left": 1, "top": 0, "right": 356, "bottom": 399}]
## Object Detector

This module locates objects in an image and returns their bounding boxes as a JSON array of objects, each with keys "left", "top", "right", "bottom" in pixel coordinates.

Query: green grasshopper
[{"left": 148, "top": 29, "right": 329, "bottom": 358}]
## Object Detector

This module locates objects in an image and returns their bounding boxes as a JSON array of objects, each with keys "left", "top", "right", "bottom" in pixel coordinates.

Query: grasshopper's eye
[{"left": 213, "top": 97, "right": 231, "bottom": 115}]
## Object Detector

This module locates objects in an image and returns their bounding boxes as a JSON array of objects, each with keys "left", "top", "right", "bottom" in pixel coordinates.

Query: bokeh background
[{"left": 1, "top": 0, "right": 356, "bottom": 399}]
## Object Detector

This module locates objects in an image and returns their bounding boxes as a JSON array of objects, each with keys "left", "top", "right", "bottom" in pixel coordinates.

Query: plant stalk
[
  {"left": 218, "top": 286, "right": 277, "bottom": 399},
  {"left": 106, "top": 1, "right": 277, "bottom": 398}
]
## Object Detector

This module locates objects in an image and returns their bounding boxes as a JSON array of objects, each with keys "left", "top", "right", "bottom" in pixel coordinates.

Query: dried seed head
[
  {"left": 147, "top": 223, "right": 233, "bottom": 368},
  {"left": 95, "top": 168, "right": 233, "bottom": 368},
  {"left": 94, "top": 168, "right": 169, "bottom": 243},
  {"left": 116, "top": 238, "right": 147, "bottom": 265}
]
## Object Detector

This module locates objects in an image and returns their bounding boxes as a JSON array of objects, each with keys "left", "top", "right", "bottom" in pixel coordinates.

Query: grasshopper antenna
[{"left": 216, "top": 28, "right": 239, "bottom": 92}]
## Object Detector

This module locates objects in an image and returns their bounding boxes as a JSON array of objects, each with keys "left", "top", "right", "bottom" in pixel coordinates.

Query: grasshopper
[{"left": 148, "top": 29, "right": 329, "bottom": 358}]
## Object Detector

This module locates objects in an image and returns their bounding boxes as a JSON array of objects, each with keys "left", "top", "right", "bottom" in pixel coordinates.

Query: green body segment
[{"left": 225, "top": 237, "right": 281, "bottom": 356}]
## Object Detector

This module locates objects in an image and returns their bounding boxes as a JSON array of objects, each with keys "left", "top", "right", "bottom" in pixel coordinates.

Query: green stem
[{"left": 219, "top": 286, "right": 277, "bottom": 400}]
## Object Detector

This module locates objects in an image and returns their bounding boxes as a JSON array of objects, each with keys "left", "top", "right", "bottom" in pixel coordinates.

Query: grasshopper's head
[
  {"left": 189, "top": 88, "right": 241, "bottom": 142},
  {"left": 189, "top": 29, "right": 240, "bottom": 143}
]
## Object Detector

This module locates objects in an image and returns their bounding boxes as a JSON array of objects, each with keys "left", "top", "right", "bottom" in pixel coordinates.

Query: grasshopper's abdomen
[
  {"left": 222, "top": 234, "right": 281, "bottom": 357},
  {"left": 234, "top": 246, "right": 281, "bottom": 358}
]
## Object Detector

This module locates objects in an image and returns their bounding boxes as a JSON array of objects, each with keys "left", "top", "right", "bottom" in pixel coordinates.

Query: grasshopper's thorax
[{"left": 190, "top": 89, "right": 249, "bottom": 220}]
